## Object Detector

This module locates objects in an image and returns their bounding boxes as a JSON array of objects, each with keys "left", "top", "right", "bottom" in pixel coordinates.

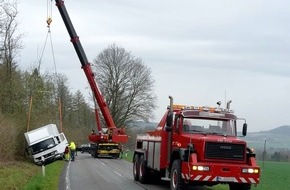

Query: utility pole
[{"left": 263, "top": 138, "right": 267, "bottom": 170}]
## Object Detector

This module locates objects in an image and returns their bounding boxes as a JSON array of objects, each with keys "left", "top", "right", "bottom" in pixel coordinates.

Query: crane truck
[
  {"left": 133, "top": 96, "right": 260, "bottom": 190},
  {"left": 54, "top": 0, "right": 128, "bottom": 158}
]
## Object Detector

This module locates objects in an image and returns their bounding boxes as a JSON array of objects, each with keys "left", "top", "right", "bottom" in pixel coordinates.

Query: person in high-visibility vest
[
  {"left": 64, "top": 146, "right": 70, "bottom": 161},
  {"left": 68, "top": 141, "right": 76, "bottom": 161}
]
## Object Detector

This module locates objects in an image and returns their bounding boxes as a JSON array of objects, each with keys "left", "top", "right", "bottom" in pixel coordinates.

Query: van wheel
[
  {"left": 139, "top": 155, "right": 149, "bottom": 184},
  {"left": 133, "top": 154, "right": 140, "bottom": 181},
  {"left": 170, "top": 160, "right": 185, "bottom": 190}
]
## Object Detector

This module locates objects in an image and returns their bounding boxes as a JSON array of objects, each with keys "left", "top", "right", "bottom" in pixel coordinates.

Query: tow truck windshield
[{"left": 182, "top": 118, "right": 236, "bottom": 136}]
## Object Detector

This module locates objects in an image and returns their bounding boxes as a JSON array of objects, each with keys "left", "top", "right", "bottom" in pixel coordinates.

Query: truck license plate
[{"left": 216, "top": 176, "right": 235, "bottom": 182}]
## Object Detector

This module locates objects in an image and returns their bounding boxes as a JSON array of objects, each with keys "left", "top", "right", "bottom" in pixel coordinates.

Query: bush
[{"left": 0, "top": 114, "right": 18, "bottom": 161}]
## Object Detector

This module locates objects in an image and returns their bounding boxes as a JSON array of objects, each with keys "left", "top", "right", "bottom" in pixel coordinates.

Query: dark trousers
[{"left": 70, "top": 150, "right": 75, "bottom": 161}]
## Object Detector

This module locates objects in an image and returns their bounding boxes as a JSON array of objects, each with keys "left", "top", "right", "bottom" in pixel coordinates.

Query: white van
[{"left": 24, "top": 124, "right": 68, "bottom": 165}]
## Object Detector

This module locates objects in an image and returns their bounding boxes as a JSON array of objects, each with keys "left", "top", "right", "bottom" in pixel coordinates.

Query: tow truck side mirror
[
  {"left": 166, "top": 113, "right": 173, "bottom": 132},
  {"left": 242, "top": 123, "right": 247, "bottom": 136}
]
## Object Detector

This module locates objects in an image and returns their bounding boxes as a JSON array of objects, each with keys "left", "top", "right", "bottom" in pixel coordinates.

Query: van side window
[{"left": 59, "top": 134, "right": 65, "bottom": 142}]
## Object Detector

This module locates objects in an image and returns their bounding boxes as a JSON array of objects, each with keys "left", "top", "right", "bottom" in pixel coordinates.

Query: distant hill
[
  {"left": 268, "top": 125, "right": 290, "bottom": 134},
  {"left": 245, "top": 125, "right": 290, "bottom": 152}
]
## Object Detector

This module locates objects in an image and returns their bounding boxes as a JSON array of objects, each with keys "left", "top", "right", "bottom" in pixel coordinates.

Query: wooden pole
[
  {"left": 58, "top": 97, "right": 63, "bottom": 132},
  {"left": 26, "top": 96, "right": 33, "bottom": 132}
]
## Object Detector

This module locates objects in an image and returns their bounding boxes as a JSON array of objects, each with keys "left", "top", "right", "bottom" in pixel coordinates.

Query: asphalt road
[{"left": 59, "top": 153, "right": 171, "bottom": 190}]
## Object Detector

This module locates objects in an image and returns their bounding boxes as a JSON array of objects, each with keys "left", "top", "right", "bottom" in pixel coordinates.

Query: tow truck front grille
[{"left": 205, "top": 142, "right": 245, "bottom": 161}]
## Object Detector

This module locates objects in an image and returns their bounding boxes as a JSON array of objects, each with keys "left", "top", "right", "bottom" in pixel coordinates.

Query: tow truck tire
[
  {"left": 133, "top": 154, "right": 140, "bottom": 181},
  {"left": 170, "top": 159, "right": 185, "bottom": 190},
  {"left": 139, "top": 155, "right": 149, "bottom": 184},
  {"left": 229, "top": 183, "right": 251, "bottom": 190}
]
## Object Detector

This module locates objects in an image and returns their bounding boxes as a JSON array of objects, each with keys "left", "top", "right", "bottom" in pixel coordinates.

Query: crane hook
[{"left": 46, "top": 17, "right": 52, "bottom": 28}]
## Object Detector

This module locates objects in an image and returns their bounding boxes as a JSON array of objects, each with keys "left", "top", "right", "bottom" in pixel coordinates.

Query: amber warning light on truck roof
[{"left": 171, "top": 104, "right": 234, "bottom": 113}]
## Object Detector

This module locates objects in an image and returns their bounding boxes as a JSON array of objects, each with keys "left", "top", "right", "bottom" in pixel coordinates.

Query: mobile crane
[
  {"left": 54, "top": 0, "right": 128, "bottom": 158},
  {"left": 133, "top": 96, "right": 260, "bottom": 190}
]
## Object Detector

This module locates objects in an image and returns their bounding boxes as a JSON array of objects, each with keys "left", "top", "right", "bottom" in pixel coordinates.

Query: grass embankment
[
  {"left": 0, "top": 160, "right": 39, "bottom": 190},
  {"left": 22, "top": 160, "right": 65, "bottom": 190},
  {"left": 0, "top": 160, "right": 65, "bottom": 190}
]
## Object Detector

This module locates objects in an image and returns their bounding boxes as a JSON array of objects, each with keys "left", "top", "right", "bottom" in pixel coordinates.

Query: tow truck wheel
[
  {"left": 170, "top": 159, "right": 185, "bottom": 190},
  {"left": 139, "top": 155, "right": 149, "bottom": 184},
  {"left": 229, "top": 183, "right": 251, "bottom": 190},
  {"left": 133, "top": 154, "right": 140, "bottom": 181}
]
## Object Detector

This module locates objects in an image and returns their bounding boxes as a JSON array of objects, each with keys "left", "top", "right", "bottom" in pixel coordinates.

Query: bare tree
[
  {"left": 55, "top": 74, "right": 72, "bottom": 122},
  {"left": 93, "top": 44, "right": 157, "bottom": 128},
  {"left": 0, "top": 0, "right": 23, "bottom": 71},
  {"left": 0, "top": 0, "right": 23, "bottom": 115}
]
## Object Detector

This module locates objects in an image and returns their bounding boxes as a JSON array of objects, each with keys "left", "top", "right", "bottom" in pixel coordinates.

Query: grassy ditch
[
  {"left": 22, "top": 160, "right": 65, "bottom": 190},
  {"left": 0, "top": 160, "right": 39, "bottom": 190},
  {"left": 0, "top": 159, "right": 65, "bottom": 190}
]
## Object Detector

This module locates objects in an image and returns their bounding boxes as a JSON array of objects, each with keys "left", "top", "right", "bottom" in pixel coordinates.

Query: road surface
[{"left": 59, "top": 153, "right": 171, "bottom": 190}]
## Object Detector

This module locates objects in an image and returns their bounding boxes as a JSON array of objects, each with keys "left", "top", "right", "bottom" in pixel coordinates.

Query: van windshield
[{"left": 30, "top": 138, "right": 55, "bottom": 155}]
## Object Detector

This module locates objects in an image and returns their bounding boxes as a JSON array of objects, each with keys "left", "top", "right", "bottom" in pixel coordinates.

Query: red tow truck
[
  {"left": 133, "top": 96, "right": 260, "bottom": 190},
  {"left": 54, "top": 0, "right": 128, "bottom": 158}
]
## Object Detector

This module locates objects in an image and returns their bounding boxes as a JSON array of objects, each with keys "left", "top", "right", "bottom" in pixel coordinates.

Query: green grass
[
  {"left": 122, "top": 149, "right": 134, "bottom": 162},
  {"left": 22, "top": 160, "right": 65, "bottom": 190},
  {"left": 0, "top": 160, "right": 39, "bottom": 190},
  {"left": 203, "top": 161, "right": 290, "bottom": 190},
  {"left": 251, "top": 161, "right": 290, "bottom": 190}
]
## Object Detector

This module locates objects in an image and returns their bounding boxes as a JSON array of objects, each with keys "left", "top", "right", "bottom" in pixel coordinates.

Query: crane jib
[{"left": 53, "top": 0, "right": 118, "bottom": 130}]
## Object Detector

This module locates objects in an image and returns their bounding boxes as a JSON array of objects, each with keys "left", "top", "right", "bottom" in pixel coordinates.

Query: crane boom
[{"left": 54, "top": 0, "right": 115, "bottom": 128}]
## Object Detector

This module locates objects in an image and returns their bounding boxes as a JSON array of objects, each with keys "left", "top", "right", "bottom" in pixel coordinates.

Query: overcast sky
[{"left": 18, "top": 0, "right": 290, "bottom": 132}]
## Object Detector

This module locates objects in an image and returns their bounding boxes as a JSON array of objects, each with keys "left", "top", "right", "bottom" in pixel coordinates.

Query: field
[
  {"left": 199, "top": 161, "right": 290, "bottom": 190},
  {"left": 251, "top": 161, "right": 290, "bottom": 190}
]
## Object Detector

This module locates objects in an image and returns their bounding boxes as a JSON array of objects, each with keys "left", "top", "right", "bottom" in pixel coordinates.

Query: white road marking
[
  {"left": 114, "top": 171, "right": 122, "bottom": 177},
  {"left": 66, "top": 161, "right": 71, "bottom": 190}
]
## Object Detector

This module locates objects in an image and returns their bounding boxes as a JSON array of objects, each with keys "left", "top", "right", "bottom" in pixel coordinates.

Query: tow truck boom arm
[{"left": 54, "top": 0, "right": 116, "bottom": 128}]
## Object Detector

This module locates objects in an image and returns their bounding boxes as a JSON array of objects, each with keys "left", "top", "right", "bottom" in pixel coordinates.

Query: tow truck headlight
[
  {"left": 242, "top": 168, "right": 259, "bottom": 174},
  {"left": 192, "top": 165, "right": 210, "bottom": 171}
]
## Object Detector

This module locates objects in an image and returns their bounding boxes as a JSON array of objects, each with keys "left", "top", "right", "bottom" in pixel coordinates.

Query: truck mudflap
[{"left": 181, "top": 162, "right": 260, "bottom": 184}]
